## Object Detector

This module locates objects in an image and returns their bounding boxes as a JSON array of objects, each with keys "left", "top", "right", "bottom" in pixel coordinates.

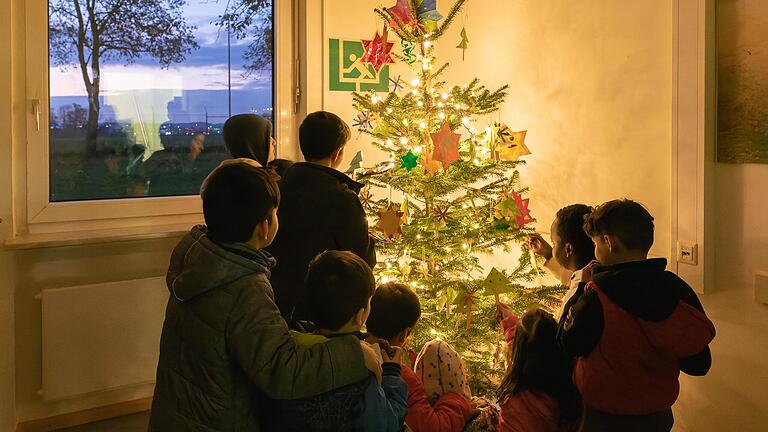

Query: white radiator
[{"left": 40, "top": 276, "right": 168, "bottom": 400}]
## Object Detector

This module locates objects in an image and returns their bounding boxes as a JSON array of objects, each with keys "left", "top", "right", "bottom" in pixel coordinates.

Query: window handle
[{"left": 32, "top": 99, "right": 40, "bottom": 131}]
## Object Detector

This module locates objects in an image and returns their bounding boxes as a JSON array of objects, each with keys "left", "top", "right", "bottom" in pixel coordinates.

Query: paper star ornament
[
  {"left": 389, "top": 75, "right": 404, "bottom": 93},
  {"left": 433, "top": 204, "right": 452, "bottom": 226},
  {"left": 377, "top": 204, "right": 404, "bottom": 239},
  {"left": 417, "top": 0, "right": 444, "bottom": 21},
  {"left": 361, "top": 27, "right": 395, "bottom": 72},
  {"left": 359, "top": 186, "right": 373, "bottom": 208},
  {"left": 387, "top": 0, "right": 417, "bottom": 28},
  {"left": 511, "top": 191, "right": 534, "bottom": 229},
  {"left": 497, "top": 128, "right": 530, "bottom": 161},
  {"left": 431, "top": 122, "right": 462, "bottom": 170},
  {"left": 400, "top": 150, "right": 419, "bottom": 172},
  {"left": 353, "top": 112, "right": 375, "bottom": 131}
]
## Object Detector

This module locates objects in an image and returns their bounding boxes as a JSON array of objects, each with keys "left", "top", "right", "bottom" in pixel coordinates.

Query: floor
[{"left": 56, "top": 412, "right": 149, "bottom": 432}]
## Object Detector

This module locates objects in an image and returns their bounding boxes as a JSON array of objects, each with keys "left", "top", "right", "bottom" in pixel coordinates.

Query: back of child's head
[
  {"left": 306, "top": 250, "right": 375, "bottom": 331},
  {"left": 223, "top": 114, "right": 273, "bottom": 166},
  {"left": 299, "top": 111, "right": 350, "bottom": 161},
  {"left": 201, "top": 159, "right": 280, "bottom": 243},
  {"left": 267, "top": 158, "right": 294, "bottom": 178},
  {"left": 366, "top": 282, "right": 421, "bottom": 341},
  {"left": 498, "top": 309, "right": 581, "bottom": 426},
  {"left": 555, "top": 204, "right": 596, "bottom": 267},
  {"left": 583, "top": 199, "right": 655, "bottom": 252}
]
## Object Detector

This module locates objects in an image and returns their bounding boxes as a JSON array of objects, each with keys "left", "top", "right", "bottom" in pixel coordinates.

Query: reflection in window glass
[{"left": 48, "top": 0, "right": 274, "bottom": 201}]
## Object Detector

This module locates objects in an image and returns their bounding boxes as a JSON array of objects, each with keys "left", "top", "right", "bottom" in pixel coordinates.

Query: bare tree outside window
[
  {"left": 49, "top": 0, "right": 199, "bottom": 156},
  {"left": 216, "top": 0, "right": 273, "bottom": 77}
]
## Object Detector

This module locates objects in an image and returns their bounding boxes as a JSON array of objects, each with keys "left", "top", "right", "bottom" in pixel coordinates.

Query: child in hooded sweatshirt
[
  {"left": 495, "top": 304, "right": 582, "bottom": 432},
  {"left": 365, "top": 282, "right": 476, "bottom": 432},
  {"left": 270, "top": 251, "right": 408, "bottom": 431},
  {"left": 558, "top": 199, "right": 716, "bottom": 431}
]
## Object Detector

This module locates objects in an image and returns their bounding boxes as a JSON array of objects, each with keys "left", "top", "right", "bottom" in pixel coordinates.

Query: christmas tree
[{"left": 352, "top": 0, "right": 565, "bottom": 395}]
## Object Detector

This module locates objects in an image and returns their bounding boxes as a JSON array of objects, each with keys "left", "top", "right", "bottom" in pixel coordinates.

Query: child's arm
[
  {"left": 400, "top": 366, "right": 473, "bottom": 432},
  {"left": 334, "top": 192, "right": 377, "bottom": 267},
  {"left": 558, "top": 283, "right": 604, "bottom": 357},
  {"left": 226, "top": 277, "right": 371, "bottom": 400},
  {"left": 360, "top": 362, "right": 409, "bottom": 432},
  {"left": 674, "top": 279, "right": 715, "bottom": 375}
]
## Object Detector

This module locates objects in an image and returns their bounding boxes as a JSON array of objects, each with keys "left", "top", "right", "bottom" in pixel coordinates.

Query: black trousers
[{"left": 582, "top": 407, "right": 674, "bottom": 432}]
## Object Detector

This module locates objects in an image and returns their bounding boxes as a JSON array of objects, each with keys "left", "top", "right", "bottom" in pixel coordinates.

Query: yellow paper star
[{"left": 497, "top": 130, "right": 531, "bottom": 161}]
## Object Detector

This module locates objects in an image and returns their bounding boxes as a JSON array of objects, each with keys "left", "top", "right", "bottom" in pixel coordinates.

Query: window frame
[{"left": 21, "top": 0, "right": 295, "bottom": 235}]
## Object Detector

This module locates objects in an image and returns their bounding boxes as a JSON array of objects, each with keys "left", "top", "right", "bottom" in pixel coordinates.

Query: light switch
[
  {"left": 756, "top": 273, "right": 768, "bottom": 305},
  {"left": 677, "top": 241, "right": 698, "bottom": 265}
]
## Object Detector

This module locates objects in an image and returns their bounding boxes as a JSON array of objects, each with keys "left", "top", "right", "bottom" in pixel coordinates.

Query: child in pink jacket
[{"left": 496, "top": 304, "right": 582, "bottom": 432}]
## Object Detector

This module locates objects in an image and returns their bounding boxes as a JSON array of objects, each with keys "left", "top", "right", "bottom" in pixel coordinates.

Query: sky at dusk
[{"left": 50, "top": 0, "right": 273, "bottom": 122}]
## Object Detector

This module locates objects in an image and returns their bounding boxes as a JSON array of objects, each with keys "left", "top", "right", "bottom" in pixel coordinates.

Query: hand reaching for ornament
[
  {"left": 580, "top": 260, "right": 602, "bottom": 283},
  {"left": 527, "top": 233, "right": 553, "bottom": 261},
  {"left": 495, "top": 301, "right": 515, "bottom": 322}
]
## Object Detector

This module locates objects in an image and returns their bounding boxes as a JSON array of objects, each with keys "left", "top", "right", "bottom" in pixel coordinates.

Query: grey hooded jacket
[{"left": 149, "top": 226, "right": 369, "bottom": 431}]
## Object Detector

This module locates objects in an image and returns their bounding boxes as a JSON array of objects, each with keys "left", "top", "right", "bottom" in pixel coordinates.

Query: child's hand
[
  {"left": 527, "top": 234, "right": 553, "bottom": 261},
  {"left": 496, "top": 302, "right": 515, "bottom": 322},
  {"left": 360, "top": 341, "right": 383, "bottom": 385},
  {"left": 580, "top": 260, "right": 601, "bottom": 282},
  {"left": 381, "top": 346, "right": 404, "bottom": 364}
]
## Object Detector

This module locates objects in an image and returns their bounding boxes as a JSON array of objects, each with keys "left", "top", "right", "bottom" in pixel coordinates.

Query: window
[
  {"left": 16, "top": 0, "right": 292, "bottom": 236},
  {"left": 47, "top": 0, "right": 275, "bottom": 201}
]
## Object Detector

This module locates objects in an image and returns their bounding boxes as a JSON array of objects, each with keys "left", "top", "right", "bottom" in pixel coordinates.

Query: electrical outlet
[
  {"left": 677, "top": 241, "right": 698, "bottom": 265},
  {"left": 756, "top": 273, "right": 768, "bottom": 305}
]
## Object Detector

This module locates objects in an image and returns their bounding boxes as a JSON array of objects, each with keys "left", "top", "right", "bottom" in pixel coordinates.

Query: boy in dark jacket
[
  {"left": 268, "top": 111, "right": 376, "bottom": 322},
  {"left": 366, "top": 282, "right": 475, "bottom": 432},
  {"left": 271, "top": 251, "right": 408, "bottom": 431},
  {"left": 558, "top": 199, "right": 716, "bottom": 432},
  {"left": 149, "top": 159, "right": 381, "bottom": 432}
]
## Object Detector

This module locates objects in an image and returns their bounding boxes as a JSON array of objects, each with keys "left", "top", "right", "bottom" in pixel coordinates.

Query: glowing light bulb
[
  {"left": 419, "top": 122, "right": 427, "bottom": 130},
  {"left": 441, "top": 93, "right": 448, "bottom": 100},
  {"left": 410, "top": 281, "right": 418, "bottom": 287},
  {"left": 438, "top": 112, "right": 446, "bottom": 119},
  {"left": 462, "top": 243, "right": 468, "bottom": 250},
  {"left": 417, "top": 101, "right": 424, "bottom": 107},
  {"left": 437, "top": 102, "right": 444, "bottom": 108},
  {"left": 400, "top": 137, "right": 408, "bottom": 145},
  {"left": 410, "top": 78, "right": 421, "bottom": 86},
  {"left": 414, "top": 145, "right": 423, "bottom": 153},
  {"left": 411, "top": 89, "right": 418, "bottom": 95},
  {"left": 386, "top": 108, "right": 393, "bottom": 114},
  {"left": 423, "top": 41, "right": 433, "bottom": 48},
  {"left": 386, "top": 139, "right": 394, "bottom": 146},
  {"left": 430, "top": 328, "right": 438, "bottom": 335},
  {"left": 416, "top": 234, "right": 422, "bottom": 240},
  {"left": 462, "top": 117, "right": 470, "bottom": 124}
]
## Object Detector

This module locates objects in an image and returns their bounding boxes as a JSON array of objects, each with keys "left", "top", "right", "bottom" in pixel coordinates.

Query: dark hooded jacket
[
  {"left": 558, "top": 258, "right": 716, "bottom": 415},
  {"left": 224, "top": 114, "right": 272, "bottom": 166},
  {"left": 149, "top": 226, "right": 369, "bottom": 431},
  {"left": 267, "top": 162, "right": 376, "bottom": 322}
]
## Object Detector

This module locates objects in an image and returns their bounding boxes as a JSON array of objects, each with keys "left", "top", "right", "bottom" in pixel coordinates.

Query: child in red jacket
[
  {"left": 366, "top": 282, "right": 476, "bottom": 432},
  {"left": 559, "top": 199, "right": 716, "bottom": 431},
  {"left": 496, "top": 304, "right": 582, "bottom": 432}
]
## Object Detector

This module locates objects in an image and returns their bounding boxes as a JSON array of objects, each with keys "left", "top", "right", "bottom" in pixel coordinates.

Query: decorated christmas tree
[{"left": 351, "top": 0, "right": 565, "bottom": 395}]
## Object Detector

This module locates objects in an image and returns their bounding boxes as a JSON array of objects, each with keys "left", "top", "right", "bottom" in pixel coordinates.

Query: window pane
[{"left": 48, "top": 0, "right": 274, "bottom": 201}]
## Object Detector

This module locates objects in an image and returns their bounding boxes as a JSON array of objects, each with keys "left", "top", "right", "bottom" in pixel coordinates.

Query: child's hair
[
  {"left": 583, "top": 199, "right": 655, "bottom": 252},
  {"left": 299, "top": 111, "right": 351, "bottom": 161},
  {"left": 223, "top": 114, "right": 273, "bottom": 166},
  {"left": 201, "top": 160, "right": 280, "bottom": 243},
  {"left": 267, "top": 158, "right": 294, "bottom": 178},
  {"left": 555, "top": 204, "right": 596, "bottom": 268},
  {"left": 306, "top": 251, "right": 375, "bottom": 331},
  {"left": 366, "top": 282, "right": 422, "bottom": 340},
  {"left": 497, "top": 309, "right": 582, "bottom": 427}
]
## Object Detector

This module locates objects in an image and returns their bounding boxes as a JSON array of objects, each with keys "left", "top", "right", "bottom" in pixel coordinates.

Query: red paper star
[
  {"left": 512, "top": 192, "right": 534, "bottom": 229},
  {"left": 431, "top": 122, "right": 462, "bottom": 170},
  {"left": 387, "top": 0, "right": 416, "bottom": 28},
  {"left": 361, "top": 27, "right": 396, "bottom": 72}
]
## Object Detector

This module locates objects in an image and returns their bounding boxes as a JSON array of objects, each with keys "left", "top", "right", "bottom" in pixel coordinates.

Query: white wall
[
  {"left": 319, "top": 0, "right": 672, "bottom": 259},
  {"left": 674, "top": 165, "right": 768, "bottom": 431}
]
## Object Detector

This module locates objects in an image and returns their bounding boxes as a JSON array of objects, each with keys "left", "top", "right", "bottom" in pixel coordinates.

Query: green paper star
[
  {"left": 400, "top": 150, "right": 420, "bottom": 171},
  {"left": 482, "top": 267, "right": 510, "bottom": 296}
]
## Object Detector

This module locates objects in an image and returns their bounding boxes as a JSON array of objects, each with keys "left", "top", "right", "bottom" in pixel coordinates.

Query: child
[
  {"left": 366, "top": 282, "right": 476, "bottom": 432},
  {"left": 527, "top": 203, "right": 595, "bottom": 319},
  {"left": 268, "top": 111, "right": 376, "bottom": 322},
  {"left": 149, "top": 160, "right": 381, "bottom": 432},
  {"left": 223, "top": 113, "right": 276, "bottom": 166},
  {"left": 270, "top": 251, "right": 408, "bottom": 431},
  {"left": 496, "top": 304, "right": 582, "bottom": 432},
  {"left": 558, "top": 199, "right": 716, "bottom": 431}
]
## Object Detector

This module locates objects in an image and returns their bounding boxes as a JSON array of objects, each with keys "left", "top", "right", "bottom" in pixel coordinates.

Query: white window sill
[{"left": 3, "top": 223, "right": 194, "bottom": 250}]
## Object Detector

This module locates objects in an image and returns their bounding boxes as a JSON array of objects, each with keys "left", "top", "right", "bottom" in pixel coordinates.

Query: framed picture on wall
[{"left": 717, "top": 0, "right": 768, "bottom": 163}]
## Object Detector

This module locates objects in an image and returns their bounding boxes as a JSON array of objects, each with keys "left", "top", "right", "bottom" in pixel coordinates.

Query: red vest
[{"left": 574, "top": 283, "right": 715, "bottom": 415}]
